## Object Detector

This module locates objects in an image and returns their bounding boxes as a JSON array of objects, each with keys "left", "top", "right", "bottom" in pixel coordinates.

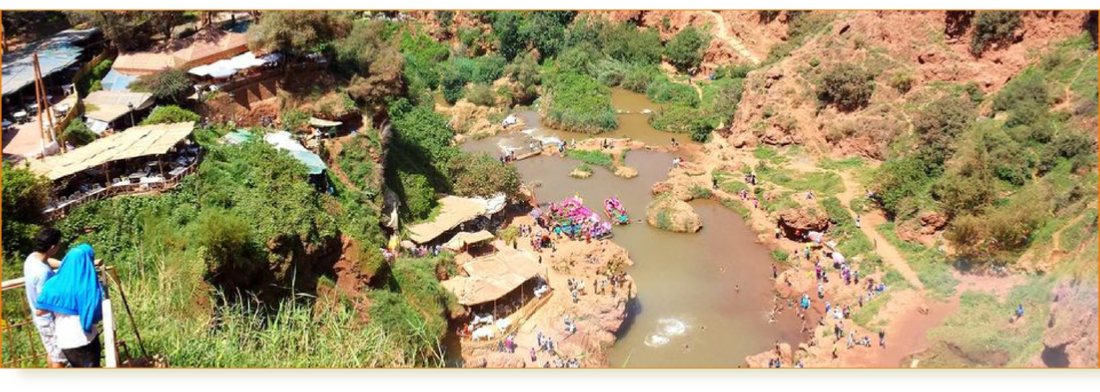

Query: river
[{"left": 457, "top": 88, "right": 802, "bottom": 367}]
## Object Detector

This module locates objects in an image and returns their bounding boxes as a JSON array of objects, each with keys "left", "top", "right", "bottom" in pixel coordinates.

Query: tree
[
  {"left": 817, "top": 62, "right": 875, "bottom": 111},
  {"left": 131, "top": 69, "right": 193, "bottom": 104},
  {"left": 664, "top": 26, "right": 709, "bottom": 74},
  {"left": 65, "top": 11, "right": 157, "bottom": 51},
  {"left": 248, "top": 11, "right": 350, "bottom": 57},
  {"left": 2, "top": 163, "right": 50, "bottom": 258},
  {"left": 141, "top": 105, "right": 200, "bottom": 125},
  {"left": 336, "top": 20, "right": 407, "bottom": 115},
  {"left": 493, "top": 11, "right": 526, "bottom": 61},
  {"left": 450, "top": 153, "right": 521, "bottom": 199},
  {"left": 505, "top": 52, "right": 541, "bottom": 104}
]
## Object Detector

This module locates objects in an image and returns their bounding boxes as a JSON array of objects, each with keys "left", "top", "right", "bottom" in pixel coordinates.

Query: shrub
[
  {"left": 993, "top": 70, "right": 1050, "bottom": 115},
  {"left": 970, "top": 11, "right": 1022, "bottom": 55},
  {"left": 141, "top": 105, "right": 200, "bottom": 125},
  {"left": 396, "top": 172, "right": 436, "bottom": 221},
  {"left": 621, "top": 64, "right": 659, "bottom": 93},
  {"left": 649, "top": 104, "right": 712, "bottom": 141},
  {"left": 196, "top": 208, "right": 254, "bottom": 280},
  {"left": 280, "top": 109, "right": 310, "bottom": 132},
  {"left": 664, "top": 26, "right": 709, "bottom": 74},
  {"left": 889, "top": 71, "right": 914, "bottom": 94},
  {"left": 465, "top": 84, "right": 497, "bottom": 107},
  {"left": 62, "top": 119, "right": 97, "bottom": 147},
  {"left": 913, "top": 96, "right": 976, "bottom": 171},
  {"left": 565, "top": 149, "right": 614, "bottom": 169},
  {"left": 645, "top": 77, "right": 700, "bottom": 107},
  {"left": 872, "top": 157, "right": 931, "bottom": 218},
  {"left": 817, "top": 63, "right": 875, "bottom": 111}
]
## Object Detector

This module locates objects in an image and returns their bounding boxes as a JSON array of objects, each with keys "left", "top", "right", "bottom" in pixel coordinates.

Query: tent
[
  {"left": 224, "top": 130, "right": 327, "bottom": 176},
  {"left": 2, "top": 28, "right": 98, "bottom": 97},
  {"left": 440, "top": 247, "right": 542, "bottom": 306},
  {"left": 188, "top": 51, "right": 269, "bottom": 78},
  {"left": 26, "top": 122, "right": 195, "bottom": 180},
  {"left": 443, "top": 230, "right": 495, "bottom": 251}
]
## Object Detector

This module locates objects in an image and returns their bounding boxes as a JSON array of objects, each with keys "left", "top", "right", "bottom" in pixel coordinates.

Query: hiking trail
[
  {"left": 703, "top": 11, "right": 761, "bottom": 66},
  {"left": 835, "top": 170, "right": 926, "bottom": 292}
]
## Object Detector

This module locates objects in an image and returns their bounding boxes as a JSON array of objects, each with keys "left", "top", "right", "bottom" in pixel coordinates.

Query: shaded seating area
[
  {"left": 26, "top": 122, "right": 200, "bottom": 218},
  {"left": 83, "top": 91, "right": 155, "bottom": 134},
  {"left": 441, "top": 247, "right": 550, "bottom": 341}
]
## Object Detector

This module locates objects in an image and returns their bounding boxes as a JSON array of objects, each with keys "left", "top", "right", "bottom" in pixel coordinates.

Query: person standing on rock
[{"left": 878, "top": 330, "right": 886, "bottom": 349}]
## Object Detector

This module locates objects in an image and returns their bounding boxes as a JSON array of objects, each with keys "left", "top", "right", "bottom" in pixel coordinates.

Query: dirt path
[
  {"left": 836, "top": 171, "right": 926, "bottom": 292},
  {"left": 702, "top": 11, "right": 761, "bottom": 65}
]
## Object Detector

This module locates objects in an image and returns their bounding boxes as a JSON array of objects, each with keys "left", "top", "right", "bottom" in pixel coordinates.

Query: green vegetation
[
  {"left": 924, "top": 277, "right": 1054, "bottom": 367},
  {"left": 877, "top": 223, "right": 959, "bottom": 299},
  {"left": 970, "top": 11, "right": 1022, "bottom": 55},
  {"left": 645, "top": 76, "right": 699, "bottom": 107},
  {"left": 565, "top": 149, "right": 614, "bottom": 169},
  {"left": 77, "top": 59, "right": 112, "bottom": 96},
  {"left": 439, "top": 55, "right": 507, "bottom": 104},
  {"left": 816, "top": 62, "right": 876, "bottom": 111},
  {"left": 664, "top": 26, "right": 710, "bottom": 74},
  {"left": 140, "top": 105, "right": 200, "bottom": 125},
  {"left": 449, "top": 153, "right": 522, "bottom": 199},
  {"left": 1, "top": 163, "right": 50, "bottom": 262},
  {"left": 61, "top": 119, "right": 97, "bottom": 147},
  {"left": 852, "top": 292, "right": 891, "bottom": 329},
  {"left": 770, "top": 249, "right": 789, "bottom": 264},
  {"left": 542, "top": 71, "right": 618, "bottom": 133}
]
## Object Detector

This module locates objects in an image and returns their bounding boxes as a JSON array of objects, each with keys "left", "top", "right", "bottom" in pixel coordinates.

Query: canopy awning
[
  {"left": 2, "top": 28, "right": 98, "bottom": 97},
  {"left": 407, "top": 196, "right": 490, "bottom": 244},
  {"left": 443, "top": 230, "right": 495, "bottom": 251},
  {"left": 309, "top": 117, "right": 343, "bottom": 128},
  {"left": 225, "top": 130, "right": 327, "bottom": 175},
  {"left": 440, "top": 247, "right": 542, "bottom": 306},
  {"left": 83, "top": 91, "right": 155, "bottom": 123},
  {"left": 27, "top": 121, "right": 195, "bottom": 180}
]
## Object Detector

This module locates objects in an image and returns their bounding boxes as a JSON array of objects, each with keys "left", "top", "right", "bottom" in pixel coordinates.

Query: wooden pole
[
  {"left": 32, "top": 53, "right": 47, "bottom": 157},
  {"left": 108, "top": 268, "right": 148, "bottom": 359}
]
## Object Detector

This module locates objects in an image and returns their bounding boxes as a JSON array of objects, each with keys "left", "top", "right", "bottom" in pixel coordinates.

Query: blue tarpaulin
[
  {"left": 100, "top": 69, "right": 137, "bottom": 92},
  {"left": 2, "top": 28, "right": 98, "bottom": 97}
]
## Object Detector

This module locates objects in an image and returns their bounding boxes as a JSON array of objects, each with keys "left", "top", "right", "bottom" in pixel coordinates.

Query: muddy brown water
[
  {"left": 462, "top": 88, "right": 695, "bottom": 158},
  {"left": 459, "top": 98, "right": 803, "bottom": 366}
]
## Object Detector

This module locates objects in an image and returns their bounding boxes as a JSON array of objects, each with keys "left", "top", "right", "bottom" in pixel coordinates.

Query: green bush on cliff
[{"left": 542, "top": 71, "right": 618, "bottom": 133}]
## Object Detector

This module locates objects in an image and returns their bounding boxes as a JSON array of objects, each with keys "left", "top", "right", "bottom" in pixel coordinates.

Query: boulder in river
[
  {"left": 614, "top": 165, "right": 638, "bottom": 179},
  {"left": 646, "top": 196, "right": 703, "bottom": 233}
]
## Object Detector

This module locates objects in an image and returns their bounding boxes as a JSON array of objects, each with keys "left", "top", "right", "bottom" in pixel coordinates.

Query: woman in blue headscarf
[{"left": 36, "top": 244, "right": 104, "bottom": 367}]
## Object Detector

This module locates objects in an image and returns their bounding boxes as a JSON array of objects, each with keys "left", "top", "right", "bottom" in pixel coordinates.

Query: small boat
[{"left": 604, "top": 197, "right": 629, "bottom": 225}]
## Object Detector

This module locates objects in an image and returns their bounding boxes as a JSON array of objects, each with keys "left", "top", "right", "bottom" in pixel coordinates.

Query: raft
[{"left": 604, "top": 197, "right": 629, "bottom": 225}]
